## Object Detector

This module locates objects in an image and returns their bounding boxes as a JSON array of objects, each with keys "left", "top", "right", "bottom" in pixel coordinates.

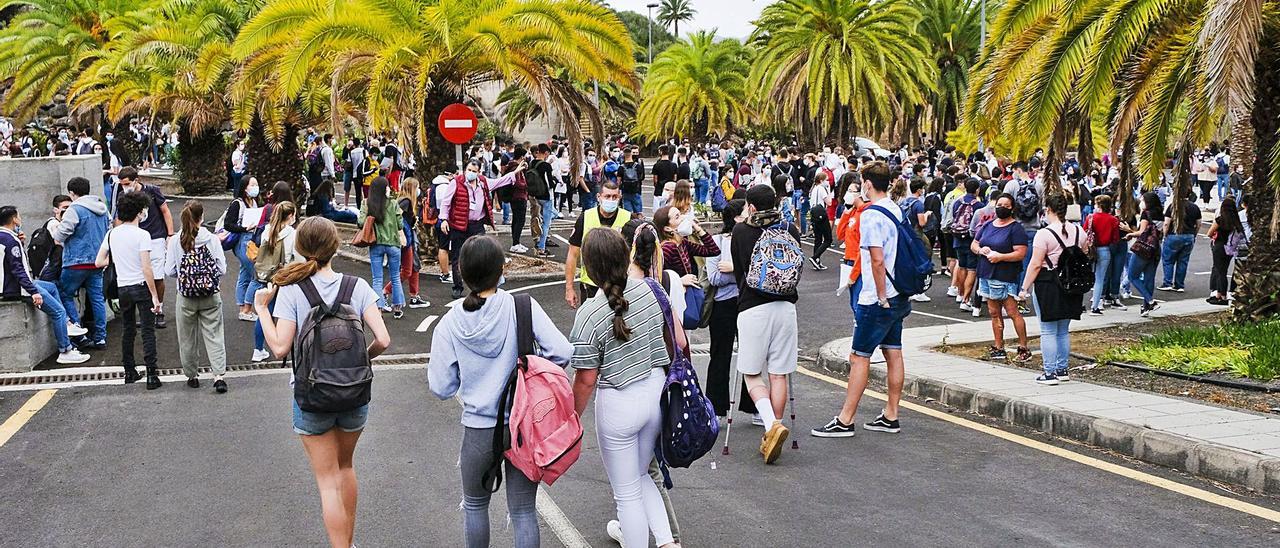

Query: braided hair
[
  {"left": 582, "top": 228, "right": 633, "bottom": 341},
  {"left": 622, "top": 218, "right": 663, "bottom": 279}
]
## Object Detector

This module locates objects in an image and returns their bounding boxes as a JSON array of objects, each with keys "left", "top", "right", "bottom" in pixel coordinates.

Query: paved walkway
[{"left": 818, "top": 298, "right": 1280, "bottom": 493}]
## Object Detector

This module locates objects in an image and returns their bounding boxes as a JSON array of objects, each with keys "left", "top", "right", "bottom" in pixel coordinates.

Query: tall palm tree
[
  {"left": 635, "top": 31, "right": 751, "bottom": 140},
  {"left": 233, "top": 0, "right": 637, "bottom": 178},
  {"left": 750, "top": 0, "right": 935, "bottom": 145},
  {"left": 657, "top": 0, "right": 695, "bottom": 38},
  {"left": 910, "top": 0, "right": 988, "bottom": 140}
]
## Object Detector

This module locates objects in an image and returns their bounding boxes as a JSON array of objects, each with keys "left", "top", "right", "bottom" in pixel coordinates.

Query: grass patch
[{"left": 1101, "top": 320, "right": 1280, "bottom": 381}]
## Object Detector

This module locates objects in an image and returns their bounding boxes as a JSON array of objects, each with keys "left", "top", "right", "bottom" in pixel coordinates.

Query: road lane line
[
  {"left": 794, "top": 367, "right": 1280, "bottom": 523},
  {"left": 910, "top": 309, "right": 974, "bottom": 323},
  {"left": 552, "top": 234, "right": 571, "bottom": 245},
  {"left": 537, "top": 486, "right": 593, "bottom": 548},
  {"left": 415, "top": 315, "right": 439, "bottom": 333},
  {"left": 0, "top": 389, "right": 56, "bottom": 448}
]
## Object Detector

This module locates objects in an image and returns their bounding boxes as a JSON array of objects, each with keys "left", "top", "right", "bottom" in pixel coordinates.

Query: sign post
[{"left": 437, "top": 103, "right": 479, "bottom": 172}]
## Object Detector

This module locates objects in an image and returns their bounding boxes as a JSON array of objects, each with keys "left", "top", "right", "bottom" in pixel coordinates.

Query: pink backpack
[{"left": 482, "top": 294, "right": 582, "bottom": 492}]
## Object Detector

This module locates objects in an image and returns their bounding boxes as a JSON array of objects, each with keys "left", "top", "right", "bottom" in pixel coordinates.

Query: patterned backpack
[
  {"left": 177, "top": 243, "right": 221, "bottom": 298},
  {"left": 745, "top": 222, "right": 804, "bottom": 296},
  {"left": 644, "top": 278, "right": 719, "bottom": 488}
]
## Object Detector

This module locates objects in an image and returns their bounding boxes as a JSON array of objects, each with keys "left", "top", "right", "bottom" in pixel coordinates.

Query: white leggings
[{"left": 595, "top": 368, "right": 674, "bottom": 547}]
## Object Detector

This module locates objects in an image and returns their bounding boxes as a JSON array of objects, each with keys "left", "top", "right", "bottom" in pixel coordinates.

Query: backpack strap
[
  {"left": 514, "top": 293, "right": 534, "bottom": 358},
  {"left": 298, "top": 277, "right": 325, "bottom": 311},
  {"left": 335, "top": 274, "right": 357, "bottom": 307}
]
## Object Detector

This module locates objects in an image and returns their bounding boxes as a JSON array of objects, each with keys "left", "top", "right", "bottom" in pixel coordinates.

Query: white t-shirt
[
  {"left": 809, "top": 183, "right": 832, "bottom": 211},
  {"left": 100, "top": 224, "right": 154, "bottom": 287},
  {"left": 858, "top": 197, "right": 902, "bottom": 305}
]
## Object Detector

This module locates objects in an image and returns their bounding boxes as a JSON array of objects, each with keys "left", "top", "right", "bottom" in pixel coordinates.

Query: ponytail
[
  {"left": 600, "top": 278, "right": 632, "bottom": 341},
  {"left": 179, "top": 201, "right": 203, "bottom": 252},
  {"left": 272, "top": 257, "right": 324, "bottom": 286}
]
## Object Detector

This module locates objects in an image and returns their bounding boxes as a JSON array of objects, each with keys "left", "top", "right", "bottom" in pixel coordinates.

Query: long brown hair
[
  {"left": 398, "top": 177, "right": 420, "bottom": 221},
  {"left": 582, "top": 228, "right": 632, "bottom": 341},
  {"left": 179, "top": 201, "right": 203, "bottom": 252},
  {"left": 260, "top": 201, "right": 296, "bottom": 257},
  {"left": 272, "top": 217, "right": 339, "bottom": 286}
]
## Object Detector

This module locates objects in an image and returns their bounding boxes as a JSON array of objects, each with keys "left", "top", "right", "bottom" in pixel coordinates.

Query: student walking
[
  {"left": 570, "top": 228, "right": 679, "bottom": 548},
  {"left": 1206, "top": 197, "right": 1242, "bottom": 305},
  {"left": 255, "top": 217, "right": 391, "bottom": 548},
  {"left": 441, "top": 161, "right": 500, "bottom": 299},
  {"left": 1084, "top": 195, "right": 1121, "bottom": 315},
  {"left": 564, "top": 181, "right": 630, "bottom": 308},
  {"left": 1020, "top": 193, "right": 1085, "bottom": 385},
  {"left": 428, "top": 236, "right": 572, "bottom": 548},
  {"left": 112, "top": 167, "right": 174, "bottom": 328},
  {"left": 705, "top": 200, "right": 750, "bottom": 417},
  {"left": 1125, "top": 192, "right": 1165, "bottom": 316},
  {"left": 250, "top": 202, "right": 299, "bottom": 362},
  {"left": 972, "top": 193, "right": 1030, "bottom": 362},
  {"left": 164, "top": 201, "right": 228, "bottom": 392},
  {"left": 226, "top": 177, "right": 265, "bottom": 321},
  {"left": 808, "top": 171, "right": 834, "bottom": 270},
  {"left": 1157, "top": 192, "right": 1200, "bottom": 292},
  {"left": 97, "top": 192, "right": 164, "bottom": 388},
  {"left": 359, "top": 176, "right": 406, "bottom": 317},
  {"left": 653, "top": 204, "right": 719, "bottom": 327},
  {"left": 54, "top": 176, "right": 110, "bottom": 350},
  {"left": 386, "top": 178, "right": 428, "bottom": 309}
]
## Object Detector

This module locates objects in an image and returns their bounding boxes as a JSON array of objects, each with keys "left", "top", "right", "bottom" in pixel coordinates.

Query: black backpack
[
  {"left": 1014, "top": 180, "right": 1041, "bottom": 223},
  {"left": 26, "top": 217, "right": 59, "bottom": 280},
  {"left": 292, "top": 275, "right": 373, "bottom": 413},
  {"left": 620, "top": 162, "right": 641, "bottom": 194},
  {"left": 525, "top": 160, "right": 550, "bottom": 199},
  {"left": 1047, "top": 227, "right": 1094, "bottom": 295}
]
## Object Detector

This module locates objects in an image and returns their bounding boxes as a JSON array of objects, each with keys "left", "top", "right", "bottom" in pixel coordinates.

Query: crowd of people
[{"left": 1, "top": 121, "right": 1255, "bottom": 547}]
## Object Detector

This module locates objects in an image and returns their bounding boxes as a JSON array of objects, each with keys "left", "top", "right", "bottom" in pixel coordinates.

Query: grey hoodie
[
  {"left": 429, "top": 290, "right": 572, "bottom": 428},
  {"left": 53, "top": 194, "right": 109, "bottom": 244},
  {"left": 163, "top": 227, "right": 227, "bottom": 278}
]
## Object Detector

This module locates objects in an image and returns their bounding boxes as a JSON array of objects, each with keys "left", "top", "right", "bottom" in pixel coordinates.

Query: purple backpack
[{"left": 643, "top": 278, "right": 719, "bottom": 487}]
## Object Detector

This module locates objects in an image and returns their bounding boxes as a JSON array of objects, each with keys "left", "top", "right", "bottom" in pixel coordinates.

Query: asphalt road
[{"left": 4, "top": 194, "right": 1264, "bottom": 547}]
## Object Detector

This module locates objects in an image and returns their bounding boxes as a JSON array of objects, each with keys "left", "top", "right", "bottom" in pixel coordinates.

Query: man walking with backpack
[
  {"left": 813, "top": 161, "right": 913, "bottom": 438},
  {"left": 526, "top": 144, "right": 557, "bottom": 257},
  {"left": 731, "top": 184, "right": 803, "bottom": 464},
  {"left": 619, "top": 147, "right": 645, "bottom": 214},
  {"left": 1003, "top": 161, "right": 1044, "bottom": 276}
]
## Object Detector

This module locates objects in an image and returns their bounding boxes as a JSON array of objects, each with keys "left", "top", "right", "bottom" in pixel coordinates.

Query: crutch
[
  {"left": 788, "top": 374, "right": 799, "bottom": 449},
  {"left": 721, "top": 366, "right": 741, "bottom": 457}
]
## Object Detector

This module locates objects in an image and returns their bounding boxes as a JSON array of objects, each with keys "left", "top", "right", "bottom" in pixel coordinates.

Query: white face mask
[{"left": 844, "top": 189, "right": 857, "bottom": 206}]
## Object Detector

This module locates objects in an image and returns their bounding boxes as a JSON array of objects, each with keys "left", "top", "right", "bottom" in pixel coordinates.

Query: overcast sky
[{"left": 607, "top": 0, "right": 766, "bottom": 41}]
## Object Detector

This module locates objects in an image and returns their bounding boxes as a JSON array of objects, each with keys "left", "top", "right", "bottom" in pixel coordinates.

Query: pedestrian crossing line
[
  {"left": 0, "top": 389, "right": 56, "bottom": 448},
  {"left": 552, "top": 233, "right": 571, "bottom": 245},
  {"left": 794, "top": 367, "right": 1280, "bottom": 524},
  {"left": 415, "top": 315, "right": 439, "bottom": 333}
]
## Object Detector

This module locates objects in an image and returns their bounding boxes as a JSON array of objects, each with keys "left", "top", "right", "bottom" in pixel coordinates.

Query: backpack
[
  {"left": 620, "top": 162, "right": 641, "bottom": 194},
  {"left": 899, "top": 197, "right": 922, "bottom": 228},
  {"left": 25, "top": 217, "right": 57, "bottom": 279},
  {"left": 710, "top": 177, "right": 728, "bottom": 212},
  {"left": 306, "top": 147, "right": 323, "bottom": 175},
  {"left": 292, "top": 276, "right": 373, "bottom": 413},
  {"left": 254, "top": 231, "right": 289, "bottom": 283},
  {"left": 690, "top": 159, "right": 706, "bottom": 181},
  {"left": 867, "top": 205, "right": 933, "bottom": 297},
  {"left": 644, "top": 278, "right": 718, "bottom": 486},
  {"left": 1014, "top": 181, "right": 1041, "bottom": 223},
  {"left": 1046, "top": 227, "right": 1094, "bottom": 295},
  {"left": 745, "top": 222, "right": 804, "bottom": 296},
  {"left": 525, "top": 160, "right": 550, "bottom": 199},
  {"left": 177, "top": 243, "right": 222, "bottom": 298},
  {"left": 1131, "top": 219, "right": 1164, "bottom": 261},
  {"left": 921, "top": 192, "right": 941, "bottom": 235},
  {"left": 950, "top": 197, "right": 978, "bottom": 237},
  {"left": 1225, "top": 229, "right": 1249, "bottom": 258},
  {"left": 1215, "top": 156, "right": 1228, "bottom": 174},
  {"left": 483, "top": 294, "right": 583, "bottom": 492}
]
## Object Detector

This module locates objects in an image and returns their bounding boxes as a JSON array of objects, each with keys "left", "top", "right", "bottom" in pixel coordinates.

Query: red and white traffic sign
[{"left": 437, "top": 103, "right": 478, "bottom": 144}]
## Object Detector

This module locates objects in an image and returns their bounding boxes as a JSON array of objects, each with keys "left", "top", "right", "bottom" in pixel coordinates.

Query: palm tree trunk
[
  {"left": 1118, "top": 133, "right": 1138, "bottom": 219},
  {"left": 177, "top": 124, "right": 227, "bottom": 196},
  {"left": 1077, "top": 120, "right": 1094, "bottom": 176},
  {"left": 246, "top": 116, "right": 302, "bottom": 188},
  {"left": 1233, "top": 24, "right": 1280, "bottom": 321},
  {"left": 1229, "top": 117, "right": 1255, "bottom": 176}
]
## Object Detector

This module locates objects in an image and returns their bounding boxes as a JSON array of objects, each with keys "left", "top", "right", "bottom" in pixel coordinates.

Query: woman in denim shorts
[
  {"left": 971, "top": 193, "right": 1031, "bottom": 363},
  {"left": 256, "top": 217, "right": 391, "bottom": 548}
]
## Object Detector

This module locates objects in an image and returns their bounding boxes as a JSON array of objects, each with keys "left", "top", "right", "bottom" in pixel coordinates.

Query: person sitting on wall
[{"left": 0, "top": 205, "right": 91, "bottom": 364}]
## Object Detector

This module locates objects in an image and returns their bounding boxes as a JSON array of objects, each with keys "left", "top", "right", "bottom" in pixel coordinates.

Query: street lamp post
[{"left": 647, "top": 3, "right": 658, "bottom": 64}]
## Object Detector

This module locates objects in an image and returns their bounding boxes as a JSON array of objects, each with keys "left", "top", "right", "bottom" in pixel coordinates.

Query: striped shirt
[{"left": 570, "top": 278, "right": 671, "bottom": 389}]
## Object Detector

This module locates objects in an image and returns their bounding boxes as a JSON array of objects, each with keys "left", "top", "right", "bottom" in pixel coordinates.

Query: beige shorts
[{"left": 735, "top": 301, "right": 798, "bottom": 376}]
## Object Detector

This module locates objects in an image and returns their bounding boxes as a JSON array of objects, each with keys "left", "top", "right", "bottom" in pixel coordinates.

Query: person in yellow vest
[{"left": 565, "top": 180, "right": 630, "bottom": 308}]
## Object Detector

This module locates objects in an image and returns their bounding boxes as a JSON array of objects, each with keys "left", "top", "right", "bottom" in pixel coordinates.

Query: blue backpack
[
  {"left": 644, "top": 277, "right": 719, "bottom": 487},
  {"left": 710, "top": 178, "right": 728, "bottom": 211},
  {"left": 867, "top": 205, "right": 933, "bottom": 297}
]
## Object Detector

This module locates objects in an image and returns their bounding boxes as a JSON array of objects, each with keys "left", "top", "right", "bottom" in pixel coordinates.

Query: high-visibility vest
[{"left": 577, "top": 207, "right": 632, "bottom": 287}]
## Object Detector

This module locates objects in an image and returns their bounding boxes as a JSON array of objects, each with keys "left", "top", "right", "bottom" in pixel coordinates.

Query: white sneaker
[
  {"left": 751, "top": 413, "right": 765, "bottom": 427},
  {"left": 238, "top": 312, "right": 258, "bottom": 322},
  {"left": 67, "top": 322, "right": 88, "bottom": 337},
  {"left": 606, "top": 519, "right": 624, "bottom": 545},
  {"left": 56, "top": 348, "right": 91, "bottom": 364},
  {"left": 251, "top": 349, "right": 271, "bottom": 362},
  {"left": 946, "top": 286, "right": 959, "bottom": 297},
  {"left": 959, "top": 302, "right": 974, "bottom": 312},
  {"left": 910, "top": 293, "right": 931, "bottom": 302},
  {"left": 972, "top": 304, "right": 982, "bottom": 317}
]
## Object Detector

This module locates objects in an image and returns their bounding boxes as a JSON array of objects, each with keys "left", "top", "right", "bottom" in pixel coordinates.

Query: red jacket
[{"left": 448, "top": 174, "right": 493, "bottom": 231}]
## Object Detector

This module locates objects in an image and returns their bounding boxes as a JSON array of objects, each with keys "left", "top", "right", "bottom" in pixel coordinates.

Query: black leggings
[
  {"left": 510, "top": 199, "right": 526, "bottom": 246},
  {"left": 939, "top": 232, "right": 954, "bottom": 263},
  {"left": 810, "top": 211, "right": 832, "bottom": 259},
  {"left": 707, "top": 297, "right": 755, "bottom": 416},
  {"left": 1210, "top": 241, "right": 1232, "bottom": 295}
]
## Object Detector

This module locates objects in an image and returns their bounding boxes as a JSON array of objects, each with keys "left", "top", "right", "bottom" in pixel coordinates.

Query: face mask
[
  {"left": 105, "top": 134, "right": 113, "bottom": 142},
  {"left": 246, "top": 187, "right": 260, "bottom": 198},
  {"left": 600, "top": 199, "right": 619, "bottom": 214},
  {"left": 844, "top": 189, "right": 856, "bottom": 206},
  {"left": 498, "top": 275, "right": 506, "bottom": 287},
  {"left": 995, "top": 206, "right": 1013, "bottom": 220},
  {"left": 465, "top": 171, "right": 478, "bottom": 182}
]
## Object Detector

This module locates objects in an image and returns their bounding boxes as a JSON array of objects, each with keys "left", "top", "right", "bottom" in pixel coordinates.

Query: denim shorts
[
  {"left": 292, "top": 400, "right": 369, "bottom": 436},
  {"left": 851, "top": 296, "right": 912, "bottom": 358},
  {"left": 978, "top": 278, "right": 1020, "bottom": 301}
]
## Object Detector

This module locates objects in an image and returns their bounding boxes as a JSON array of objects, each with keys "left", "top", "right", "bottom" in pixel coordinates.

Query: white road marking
[
  {"left": 537, "top": 486, "right": 593, "bottom": 548},
  {"left": 415, "top": 315, "right": 439, "bottom": 333},
  {"left": 910, "top": 309, "right": 975, "bottom": 323},
  {"left": 552, "top": 233, "right": 571, "bottom": 245},
  {"left": 445, "top": 279, "right": 567, "bottom": 308},
  {"left": 796, "top": 237, "right": 847, "bottom": 256},
  {"left": 1194, "top": 271, "right": 1211, "bottom": 275}
]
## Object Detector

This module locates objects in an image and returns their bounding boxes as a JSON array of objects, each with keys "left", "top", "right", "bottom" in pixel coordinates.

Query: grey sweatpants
[{"left": 175, "top": 294, "right": 226, "bottom": 378}]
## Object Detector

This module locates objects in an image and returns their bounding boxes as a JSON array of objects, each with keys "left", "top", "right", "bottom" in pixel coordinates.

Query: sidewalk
[{"left": 815, "top": 298, "right": 1280, "bottom": 495}]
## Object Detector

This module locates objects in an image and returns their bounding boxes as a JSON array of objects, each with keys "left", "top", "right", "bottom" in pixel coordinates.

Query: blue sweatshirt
[{"left": 429, "top": 290, "right": 572, "bottom": 428}]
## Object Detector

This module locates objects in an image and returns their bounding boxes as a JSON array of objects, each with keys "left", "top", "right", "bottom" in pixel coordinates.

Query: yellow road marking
[
  {"left": 0, "top": 389, "right": 56, "bottom": 448},
  {"left": 796, "top": 367, "right": 1280, "bottom": 523}
]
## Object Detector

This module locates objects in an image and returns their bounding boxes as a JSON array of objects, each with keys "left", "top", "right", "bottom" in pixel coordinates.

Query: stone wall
[
  {"left": 0, "top": 154, "right": 104, "bottom": 224},
  {"left": 0, "top": 301, "right": 58, "bottom": 373}
]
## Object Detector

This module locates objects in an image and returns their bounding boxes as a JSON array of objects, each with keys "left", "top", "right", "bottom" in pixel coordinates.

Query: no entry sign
[{"left": 438, "top": 103, "right": 478, "bottom": 144}]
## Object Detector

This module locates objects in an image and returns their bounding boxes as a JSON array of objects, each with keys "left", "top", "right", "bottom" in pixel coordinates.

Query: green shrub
[{"left": 1101, "top": 320, "right": 1280, "bottom": 381}]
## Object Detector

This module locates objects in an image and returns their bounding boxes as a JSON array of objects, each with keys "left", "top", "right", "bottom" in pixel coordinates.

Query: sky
[{"left": 606, "top": 0, "right": 766, "bottom": 41}]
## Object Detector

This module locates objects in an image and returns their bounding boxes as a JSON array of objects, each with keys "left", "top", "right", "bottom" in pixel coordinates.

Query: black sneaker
[
  {"left": 1014, "top": 346, "right": 1033, "bottom": 363},
  {"left": 1055, "top": 370, "right": 1071, "bottom": 382},
  {"left": 123, "top": 368, "right": 142, "bottom": 384},
  {"left": 186, "top": 377, "right": 200, "bottom": 389},
  {"left": 392, "top": 308, "right": 404, "bottom": 319},
  {"left": 810, "top": 416, "right": 856, "bottom": 438},
  {"left": 407, "top": 296, "right": 430, "bottom": 308},
  {"left": 808, "top": 257, "right": 822, "bottom": 270},
  {"left": 1088, "top": 308, "right": 1103, "bottom": 316},
  {"left": 146, "top": 375, "right": 162, "bottom": 390},
  {"left": 988, "top": 346, "right": 1008, "bottom": 360},
  {"left": 1035, "top": 373, "right": 1060, "bottom": 385},
  {"left": 213, "top": 378, "right": 228, "bottom": 394},
  {"left": 451, "top": 287, "right": 463, "bottom": 299},
  {"left": 438, "top": 274, "right": 452, "bottom": 285},
  {"left": 863, "top": 413, "right": 900, "bottom": 433},
  {"left": 1206, "top": 296, "right": 1228, "bottom": 306},
  {"left": 155, "top": 312, "right": 166, "bottom": 329}
]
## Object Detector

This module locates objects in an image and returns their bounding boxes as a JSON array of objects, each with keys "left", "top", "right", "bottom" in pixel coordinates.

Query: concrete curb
[{"left": 815, "top": 338, "right": 1280, "bottom": 495}]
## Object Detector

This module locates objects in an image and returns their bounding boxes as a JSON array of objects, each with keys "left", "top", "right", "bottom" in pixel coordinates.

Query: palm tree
[
  {"left": 910, "top": 0, "right": 987, "bottom": 141},
  {"left": 496, "top": 69, "right": 636, "bottom": 146},
  {"left": 657, "top": 0, "right": 696, "bottom": 38},
  {"left": 634, "top": 31, "right": 751, "bottom": 141},
  {"left": 750, "top": 0, "right": 935, "bottom": 145},
  {"left": 233, "top": 0, "right": 638, "bottom": 179}
]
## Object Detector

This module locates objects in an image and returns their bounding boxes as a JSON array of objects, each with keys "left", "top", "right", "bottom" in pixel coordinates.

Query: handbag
[
  {"left": 352, "top": 216, "right": 377, "bottom": 248},
  {"left": 1131, "top": 220, "right": 1163, "bottom": 261},
  {"left": 102, "top": 229, "right": 118, "bottom": 300}
]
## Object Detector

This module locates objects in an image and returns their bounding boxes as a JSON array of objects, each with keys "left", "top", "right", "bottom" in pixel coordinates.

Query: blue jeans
[
  {"left": 1090, "top": 245, "right": 1112, "bottom": 311},
  {"left": 1107, "top": 241, "right": 1128, "bottom": 297},
  {"left": 579, "top": 190, "right": 597, "bottom": 211},
  {"left": 232, "top": 172, "right": 244, "bottom": 197},
  {"left": 234, "top": 236, "right": 255, "bottom": 305},
  {"left": 247, "top": 279, "right": 276, "bottom": 351},
  {"left": 1128, "top": 252, "right": 1158, "bottom": 305},
  {"left": 694, "top": 178, "right": 709, "bottom": 205},
  {"left": 369, "top": 243, "right": 404, "bottom": 308},
  {"left": 1040, "top": 319, "right": 1071, "bottom": 375},
  {"left": 1216, "top": 174, "right": 1230, "bottom": 201},
  {"left": 621, "top": 193, "right": 644, "bottom": 215},
  {"left": 1161, "top": 233, "right": 1195, "bottom": 289},
  {"left": 501, "top": 201, "right": 511, "bottom": 224},
  {"left": 536, "top": 198, "right": 556, "bottom": 250},
  {"left": 58, "top": 267, "right": 106, "bottom": 343},
  {"left": 34, "top": 280, "right": 73, "bottom": 351}
]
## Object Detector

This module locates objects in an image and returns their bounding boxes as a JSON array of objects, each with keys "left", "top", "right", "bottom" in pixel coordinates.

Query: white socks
[{"left": 755, "top": 399, "right": 777, "bottom": 426}]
